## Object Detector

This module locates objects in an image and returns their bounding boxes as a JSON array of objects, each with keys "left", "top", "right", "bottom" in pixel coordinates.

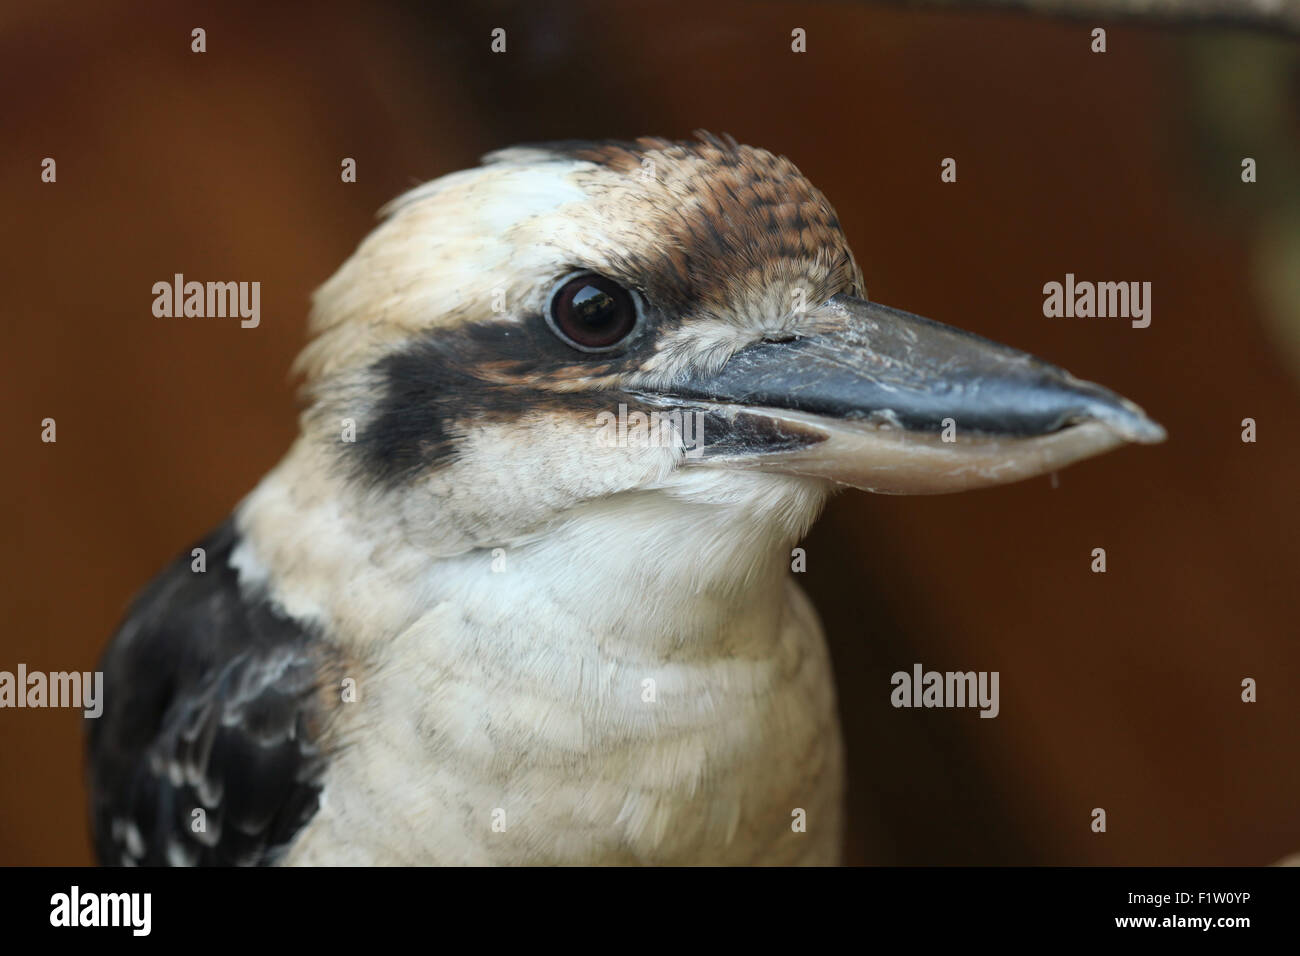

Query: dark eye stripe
[{"left": 338, "top": 317, "right": 642, "bottom": 487}]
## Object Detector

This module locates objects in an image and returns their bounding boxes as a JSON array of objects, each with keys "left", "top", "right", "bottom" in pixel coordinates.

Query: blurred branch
[{"left": 881, "top": 0, "right": 1300, "bottom": 36}]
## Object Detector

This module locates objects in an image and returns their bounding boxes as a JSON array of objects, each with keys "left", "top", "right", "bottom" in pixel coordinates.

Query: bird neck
[{"left": 230, "top": 438, "right": 827, "bottom": 660}]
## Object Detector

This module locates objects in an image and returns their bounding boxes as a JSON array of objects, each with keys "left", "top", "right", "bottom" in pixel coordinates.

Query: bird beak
[{"left": 638, "top": 293, "right": 1165, "bottom": 494}]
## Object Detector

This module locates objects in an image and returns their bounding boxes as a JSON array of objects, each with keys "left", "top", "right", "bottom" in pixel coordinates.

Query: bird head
[{"left": 294, "top": 134, "right": 1164, "bottom": 552}]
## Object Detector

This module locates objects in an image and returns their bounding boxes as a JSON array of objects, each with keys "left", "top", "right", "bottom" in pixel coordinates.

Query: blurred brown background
[{"left": 2, "top": 0, "right": 1297, "bottom": 865}]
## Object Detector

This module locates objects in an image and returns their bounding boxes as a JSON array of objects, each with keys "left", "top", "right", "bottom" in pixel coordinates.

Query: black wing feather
[{"left": 87, "top": 519, "right": 332, "bottom": 866}]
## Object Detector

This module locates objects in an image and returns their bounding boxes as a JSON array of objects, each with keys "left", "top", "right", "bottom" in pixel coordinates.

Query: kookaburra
[{"left": 88, "top": 133, "right": 1164, "bottom": 865}]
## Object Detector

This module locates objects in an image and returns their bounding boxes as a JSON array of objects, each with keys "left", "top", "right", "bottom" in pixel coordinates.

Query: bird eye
[{"left": 547, "top": 272, "right": 642, "bottom": 353}]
